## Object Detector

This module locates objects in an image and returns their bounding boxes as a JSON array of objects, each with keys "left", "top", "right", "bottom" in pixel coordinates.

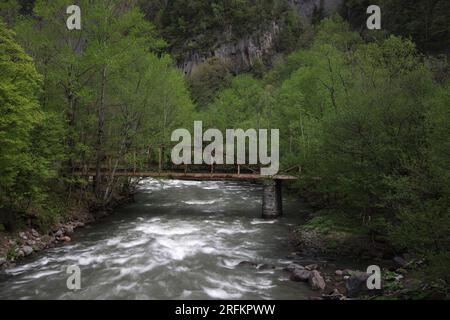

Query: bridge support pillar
[{"left": 262, "top": 180, "right": 283, "bottom": 219}]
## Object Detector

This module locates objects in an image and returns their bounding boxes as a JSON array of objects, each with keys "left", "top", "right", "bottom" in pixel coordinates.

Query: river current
[{"left": 0, "top": 179, "right": 315, "bottom": 300}]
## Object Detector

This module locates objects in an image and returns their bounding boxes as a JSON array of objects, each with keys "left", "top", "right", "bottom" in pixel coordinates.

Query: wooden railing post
[
  {"left": 133, "top": 151, "right": 136, "bottom": 175},
  {"left": 158, "top": 146, "right": 162, "bottom": 173},
  {"left": 147, "top": 145, "right": 151, "bottom": 170}
]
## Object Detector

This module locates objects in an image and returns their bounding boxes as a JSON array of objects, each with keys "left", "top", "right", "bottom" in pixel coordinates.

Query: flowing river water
[{"left": 0, "top": 179, "right": 319, "bottom": 300}]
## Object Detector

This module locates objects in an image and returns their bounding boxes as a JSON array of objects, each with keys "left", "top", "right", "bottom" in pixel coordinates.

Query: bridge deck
[{"left": 74, "top": 171, "right": 298, "bottom": 181}]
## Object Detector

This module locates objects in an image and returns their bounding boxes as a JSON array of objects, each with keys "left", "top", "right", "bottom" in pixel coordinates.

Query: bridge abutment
[{"left": 262, "top": 180, "right": 283, "bottom": 219}]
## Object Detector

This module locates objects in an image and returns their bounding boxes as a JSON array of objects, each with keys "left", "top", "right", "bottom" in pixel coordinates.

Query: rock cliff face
[
  {"left": 179, "top": 0, "right": 342, "bottom": 75},
  {"left": 180, "top": 21, "right": 281, "bottom": 75}
]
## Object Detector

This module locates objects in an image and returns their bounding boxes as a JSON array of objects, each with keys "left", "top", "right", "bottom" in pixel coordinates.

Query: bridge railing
[{"left": 72, "top": 144, "right": 301, "bottom": 178}]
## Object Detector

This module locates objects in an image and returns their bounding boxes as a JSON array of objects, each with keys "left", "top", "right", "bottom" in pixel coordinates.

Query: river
[{"left": 0, "top": 179, "right": 317, "bottom": 300}]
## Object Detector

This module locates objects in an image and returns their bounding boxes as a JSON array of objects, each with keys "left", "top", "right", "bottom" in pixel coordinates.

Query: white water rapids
[{"left": 0, "top": 179, "right": 316, "bottom": 300}]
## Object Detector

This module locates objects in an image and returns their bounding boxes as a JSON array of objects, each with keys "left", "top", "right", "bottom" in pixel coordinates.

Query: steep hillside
[{"left": 139, "top": 0, "right": 342, "bottom": 75}]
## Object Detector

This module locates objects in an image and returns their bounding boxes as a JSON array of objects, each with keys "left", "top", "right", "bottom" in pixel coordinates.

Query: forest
[{"left": 0, "top": 0, "right": 449, "bottom": 298}]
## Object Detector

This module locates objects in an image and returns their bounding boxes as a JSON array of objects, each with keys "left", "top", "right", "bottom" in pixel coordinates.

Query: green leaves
[
  {"left": 1, "top": 1, "right": 194, "bottom": 214},
  {"left": 267, "top": 16, "right": 449, "bottom": 281},
  {"left": 0, "top": 20, "right": 60, "bottom": 214}
]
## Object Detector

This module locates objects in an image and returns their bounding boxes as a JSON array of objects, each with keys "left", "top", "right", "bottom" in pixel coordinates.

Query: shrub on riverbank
[{"left": 291, "top": 212, "right": 394, "bottom": 259}]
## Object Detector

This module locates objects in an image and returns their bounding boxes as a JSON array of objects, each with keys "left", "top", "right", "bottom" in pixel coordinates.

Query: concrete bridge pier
[{"left": 262, "top": 180, "right": 283, "bottom": 219}]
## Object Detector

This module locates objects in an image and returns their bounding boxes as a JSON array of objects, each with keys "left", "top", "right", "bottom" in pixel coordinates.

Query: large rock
[
  {"left": 309, "top": 270, "right": 326, "bottom": 291},
  {"left": 257, "top": 264, "right": 276, "bottom": 271},
  {"left": 65, "top": 225, "right": 74, "bottom": 235},
  {"left": 237, "top": 261, "right": 258, "bottom": 268},
  {"left": 283, "top": 263, "right": 305, "bottom": 272},
  {"left": 0, "top": 258, "right": 6, "bottom": 266},
  {"left": 290, "top": 269, "right": 312, "bottom": 282},
  {"left": 305, "top": 264, "right": 319, "bottom": 271},
  {"left": 31, "top": 228, "right": 39, "bottom": 238},
  {"left": 72, "top": 221, "right": 85, "bottom": 228},
  {"left": 60, "top": 236, "right": 71, "bottom": 243},
  {"left": 22, "top": 246, "right": 33, "bottom": 256},
  {"left": 345, "top": 271, "right": 370, "bottom": 298}
]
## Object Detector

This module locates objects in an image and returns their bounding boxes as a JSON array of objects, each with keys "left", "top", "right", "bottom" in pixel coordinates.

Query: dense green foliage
[
  {"left": 188, "top": 57, "right": 233, "bottom": 109},
  {"left": 0, "top": 21, "right": 62, "bottom": 229},
  {"left": 0, "top": 0, "right": 194, "bottom": 226},
  {"left": 0, "top": 0, "right": 448, "bottom": 287},
  {"left": 198, "top": 16, "right": 450, "bottom": 281}
]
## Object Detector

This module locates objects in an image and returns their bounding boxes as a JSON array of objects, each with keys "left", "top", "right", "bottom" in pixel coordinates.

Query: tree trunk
[{"left": 94, "top": 67, "right": 107, "bottom": 198}]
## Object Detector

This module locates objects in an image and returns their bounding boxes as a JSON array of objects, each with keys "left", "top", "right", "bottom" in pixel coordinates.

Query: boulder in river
[
  {"left": 237, "top": 261, "right": 258, "bottom": 268},
  {"left": 309, "top": 270, "right": 326, "bottom": 291},
  {"left": 345, "top": 271, "right": 370, "bottom": 298},
  {"left": 290, "top": 269, "right": 311, "bottom": 282},
  {"left": 0, "top": 258, "right": 6, "bottom": 266},
  {"left": 257, "top": 264, "right": 276, "bottom": 271},
  {"left": 283, "top": 263, "right": 305, "bottom": 272}
]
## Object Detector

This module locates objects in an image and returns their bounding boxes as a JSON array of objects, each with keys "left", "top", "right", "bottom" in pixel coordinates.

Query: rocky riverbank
[
  {"left": 236, "top": 250, "right": 443, "bottom": 300},
  {"left": 236, "top": 258, "right": 370, "bottom": 300},
  {"left": 0, "top": 195, "right": 134, "bottom": 270},
  {"left": 285, "top": 219, "right": 448, "bottom": 300}
]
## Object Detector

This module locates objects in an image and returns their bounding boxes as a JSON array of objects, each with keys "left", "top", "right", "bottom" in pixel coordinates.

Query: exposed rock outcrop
[
  {"left": 179, "top": 0, "right": 343, "bottom": 75},
  {"left": 180, "top": 21, "right": 281, "bottom": 75}
]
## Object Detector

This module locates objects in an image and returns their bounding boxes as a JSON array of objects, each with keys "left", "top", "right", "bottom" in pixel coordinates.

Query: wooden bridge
[
  {"left": 73, "top": 145, "right": 300, "bottom": 218},
  {"left": 75, "top": 168, "right": 298, "bottom": 181}
]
